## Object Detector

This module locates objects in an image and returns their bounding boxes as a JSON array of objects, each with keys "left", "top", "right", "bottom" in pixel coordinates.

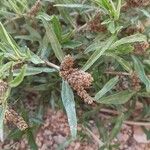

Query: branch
[
  {"left": 44, "top": 60, "right": 60, "bottom": 70},
  {"left": 124, "top": 121, "right": 150, "bottom": 127},
  {"left": 83, "top": 125, "right": 104, "bottom": 147},
  {"left": 105, "top": 71, "right": 131, "bottom": 76}
]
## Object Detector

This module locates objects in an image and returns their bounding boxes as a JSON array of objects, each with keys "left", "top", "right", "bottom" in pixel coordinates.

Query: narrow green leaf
[
  {"left": 0, "top": 22, "right": 21, "bottom": 58},
  {"left": 51, "top": 16, "right": 62, "bottom": 42},
  {"left": 55, "top": 0, "right": 76, "bottom": 28},
  {"left": 96, "top": 90, "right": 135, "bottom": 105},
  {"left": 29, "top": 51, "right": 45, "bottom": 65},
  {"left": 0, "top": 106, "right": 7, "bottom": 142},
  {"left": 54, "top": 4, "right": 97, "bottom": 9},
  {"left": 13, "top": 67, "right": 55, "bottom": 76},
  {"left": 10, "top": 65, "right": 27, "bottom": 87},
  {"left": 95, "top": 76, "right": 119, "bottom": 100},
  {"left": 61, "top": 80, "right": 77, "bottom": 138},
  {"left": 144, "top": 60, "right": 150, "bottom": 65},
  {"left": 38, "top": 16, "right": 64, "bottom": 62},
  {"left": 104, "top": 53, "right": 132, "bottom": 72},
  {"left": 132, "top": 56, "right": 150, "bottom": 92},
  {"left": 8, "top": 0, "right": 21, "bottom": 14},
  {"left": 109, "top": 113, "right": 124, "bottom": 141},
  {"left": 27, "top": 129, "right": 38, "bottom": 150},
  {"left": 82, "top": 35, "right": 116, "bottom": 71},
  {"left": 0, "top": 61, "right": 13, "bottom": 78},
  {"left": 110, "top": 34, "right": 146, "bottom": 49},
  {"left": 8, "top": 129, "right": 24, "bottom": 140}
]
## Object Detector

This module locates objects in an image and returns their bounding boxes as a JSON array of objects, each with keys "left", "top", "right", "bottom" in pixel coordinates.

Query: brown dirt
[{"left": 0, "top": 108, "right": 150, "bottom": 150}]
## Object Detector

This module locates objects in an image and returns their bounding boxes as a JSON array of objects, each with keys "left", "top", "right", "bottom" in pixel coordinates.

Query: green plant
[{"left": 0, "top": 0, "right": 150, "bottom": 149}]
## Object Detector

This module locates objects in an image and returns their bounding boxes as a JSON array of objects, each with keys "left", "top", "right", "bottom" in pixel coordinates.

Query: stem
[
  {"left": 44, "top": 60, "right": 60, "bottom": 70},
  {"left": 105, "top": 71, "right": 131, "bottom": 76},
  {"left": 83, "top": 125, "right": 104, "bottom": 147},
  {"left": 124, "top": 121, "right": 150, "bottom": 127},
  {"left": 99, "top": 108, "right": 150, "bottom": 127}
]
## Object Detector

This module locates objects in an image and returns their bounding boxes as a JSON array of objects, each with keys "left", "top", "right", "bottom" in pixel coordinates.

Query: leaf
[
  {"left": 0, "top": 61, "right": 13, "bottom": 78},
  {"left": 54, "top": 4, "right": 97, "bottom": 9},
  {"left": 8, "top": 129, "right": 24, "bottom": 140},
  {"left": 38, "top": 14, "right": 64, "bottom": 62},
  {"left": 144, "top": 60, "right": 150, "bottom": 65},
  {"left": 116, "top": 0, "right": 122, "bottom": 20},
  {"left": 51, "top": 16, "right": 62, "bottom": 42},
  {"left": 63, "top": 40, "right": 82, "bottom": 49},
  {"left": 82, "top": 35, "right": 116, "bottom": 71},
  {"left": 13, "top": 66, "right": 56, "bottom": 76},
  {"left": 0, "top": 22, "right": 21, "bottom": 58},
  {"left": 61, "top": 80, "right": 77, "bottom": 138},
  {"left": 109, "top": 113, "right": 124, "bottom": 141},
  {"left": 104, "top": 52, "right": 132, "bottom": 72},
  {"left": 141, "top": 9, "right": 150, "bottom": 18},
  {"left": 55, "top": 0, "right": 78, "bottom": 27},
  {"left": 95, "top": 76, "right": 119, "bottom": 100},
  {"left": 84, "top": 35, "right": 107, "bottom": 53},
  {"left": 0, "top": 106, "right": 7, "bottom": 142},
  {"left": 96, "top": 90, "right": 135, "bottom": 105},
  {"left": 110, "top": 34, "right": 146, "bottom": 49},
  {"left": 7, "top": 0, "right": 21, "bottom": 14},
  {"left": 10, "top": 65, "right": 27, "bottom": 87},
  {"left": 132, "top": 56, "right": 150, "bottom": 92},
  {"left": 29, "top": 51, "right": 45, "bottom": 65},
  {"left": 27, "top": 129, "right": 38, "bottom": 150}
]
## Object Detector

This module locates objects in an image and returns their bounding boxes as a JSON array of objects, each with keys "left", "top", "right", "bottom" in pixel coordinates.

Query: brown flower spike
[
  {"left": 121, "top": 23, "right": 145, "bottom": 36},
  {"left": 60, "top": 55, "right": 94, "bottom": 104},
  {"left": 0, "top": 80, "right": 8, "bottom": 99},
  {"left": 27, "top": 0, "right": 41, "bottom": 17},
  {"left": 87, "top": 14, "right": 106, "bottom": 33},
  {"left": 5, "top": 108, "right": 28, "bottom": 131},
  {"left": 130, "top": 73, "right": 141, "bottom": 91},
  {"left": 133, "top": 41, "right": 149, "bottom": 55},
  {"left": 125, "top": 0, "right": 150, "bottom": 7}
]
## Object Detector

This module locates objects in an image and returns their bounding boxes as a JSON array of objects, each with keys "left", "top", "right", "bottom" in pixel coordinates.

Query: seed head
[
  {"left": 60, "top": 55, "right": 94, "bottom": 104},
  {"left": 27, "top": 0, "right": 41, "bottom": 17},
  {"left": 0, "top": 80, "right": 8, "bottom": 98},
  {"left": 60, "top": 55, "right": 74, "bottom": 71},
  {"left": 5, "top": 108, "right": 28, "bottom": 131},
  {"left": 133, "top": 41, "right": 149, "bottom": 55},
  {"left": 130, "top": 73, "right": 141, "bottom": 91},
  {"left": 126, "top": 0, "right": 150, "bottom": 7},
  {"left": 87, "top": 14, "right": 106, "bottom": 33}
]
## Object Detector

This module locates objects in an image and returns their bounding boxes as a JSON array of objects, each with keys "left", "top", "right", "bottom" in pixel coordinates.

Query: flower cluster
[
  {"left": 121, "top": 24, "right": 145, "bottom": 36},
  {"left": 60, "top": 55, "right": 94, "bottom": 104},
  {"left": 27, "top": 0, "right": 41, "bottom": 17},
  {"left": 0, "top": 80, "right": 8, "bottom": 99},
  {"left": 130, "top": 73, "right": 141, "bottom": 91},
  {"left": 125, "top": 0, "right": 150, "bottom": 7},
  {"left": 5, "top": 108, "right": 28, "bottom": 131},
  {"left": 87, "top": 14, "right": 106, "bottom": 33},
  {"left": 133, "top": 41, "right": 149, "bottom": 55}
]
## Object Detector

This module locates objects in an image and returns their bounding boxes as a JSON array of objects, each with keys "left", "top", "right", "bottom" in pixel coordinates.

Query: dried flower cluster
[
  {"left": 5, "top": 108, "right": 28, "bottom": 131},
  {"left": 121, "top": 24, "right": 145, "bottom": 36},
  {"left": 116, "top": 75, "right": 129, "bottom": 90},
  {"left": 125, "top": 0, "right": 150, "bottom": 7},
  {"left": 0, "top": 80, "right": 8, "bottom": 99},
  {"left": 133, "top": 41, "right": 149, "bottom": 55},
  {"left": 27, "top": 0, "right": 41, "bottom": 17},
  {"left": 60, "top": 55, "right": 94, "bottom": 104},
  {"left": 87, "top": 14, "right": 106, "bottom": 33},
  {"left": 130, "top": 73, "right": 141, "bottom": 91}
]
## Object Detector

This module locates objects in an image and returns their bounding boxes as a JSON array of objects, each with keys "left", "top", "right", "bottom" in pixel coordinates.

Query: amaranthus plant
[{"left": 0, "top": 0, "right": 150, "bottom": 149}]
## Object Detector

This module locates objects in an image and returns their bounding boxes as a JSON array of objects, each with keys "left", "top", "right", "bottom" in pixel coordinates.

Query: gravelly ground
[{"left": 0, "top": 108, "right": 150, "bottom": 150}]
